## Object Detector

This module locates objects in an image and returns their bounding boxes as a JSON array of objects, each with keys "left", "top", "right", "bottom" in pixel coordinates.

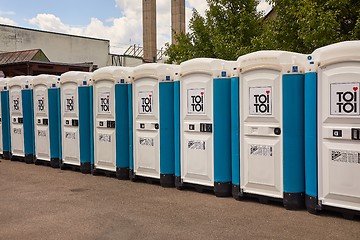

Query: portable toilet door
[
  {"left": 92, "top": 66, "right": 132, "bottom": 179},
  {"left": 132, "top": 63, "right": 178, "bottom": 187},
  {"left": 0, "top": 78, "right": 11, "bottom": 160},
  {"left": 233, "top": 51, "right": 306, "bottom": 209},
  {"left": 305, "top": 41, "right": 360, "bottom": 218},
  {"left": 60, "top": 71, "right": 93, "bottom": 174},
  {"left": 176, "top": 58, "right": 233, "bottom": 197},
  {"left": 8, "top": 76, "right": 35, "bottom": 164},
  {"left": 33, "top": 75, "right": 61, "bottom": 168}
]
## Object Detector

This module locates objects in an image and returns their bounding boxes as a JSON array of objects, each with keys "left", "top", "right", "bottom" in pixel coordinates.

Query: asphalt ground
[{"left": 0, "top": 159, "right": 360, "bottom": 240}]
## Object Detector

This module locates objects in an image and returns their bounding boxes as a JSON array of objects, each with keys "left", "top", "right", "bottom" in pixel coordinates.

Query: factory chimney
[
  {"left": 143, "top": 0, "right": 157, "bottom": 63},
  {"left": 171, "top": 0, "right": 185, "bottom": 44}
]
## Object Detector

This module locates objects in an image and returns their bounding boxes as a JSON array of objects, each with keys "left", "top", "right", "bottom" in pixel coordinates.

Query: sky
[{"left": 0, "top": 0, "right": 271, "bottom": 54}]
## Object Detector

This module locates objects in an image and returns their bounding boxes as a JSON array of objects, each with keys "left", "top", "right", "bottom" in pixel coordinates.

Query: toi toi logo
[
  {"left": 188, "top": 88, "right": 205, "bottom": 114},
  {"left": 100, "top": 96, "right": 110, "bottom": 112},
  {"left": 66, "top": 98, "right": 74, "bottom": 112},
  {"left": 331, "top": 83, "right": 360, "bottom": 115},
  {"left": 13, "top": 98, "right": 20, "bottom": 111},
  {"left": 253, "top": 90, "right": 270, "bottom": 114},
  {"left": 141, "top": 95, "right": 152, "bottom": 113},
  {"left": 38, "top": 98, "right": 44, "bottom": 112},
  {"left": 336, "top": 87, "right": 358, "bottom": 113}
]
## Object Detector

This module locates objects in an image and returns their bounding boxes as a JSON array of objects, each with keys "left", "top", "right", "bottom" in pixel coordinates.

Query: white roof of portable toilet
[
  {"left": 32, "top": 74, "right": 60, "bottom": 88},
  {"left": 311, "top": 41, "right": 360, "bottom": 67},
  {"left": 92, "top": 66, "right": 133, "bottom": 84},
  {"left": 60, "top": 71, "right": 92, "bottom": 86},
  {"left": 132, "top": 63, "right": 164, "bottom": 81},
  {"left": 237, "top": 51, "right": 306, "bottom": 73},
  {"left": 0, "top": 78, "right": 9, "bottom": 91},
  {"left": 156, "top": 64, "right": 180, "bottom": 82},
  {"left": 8, "top": 76, "right": 34, "bottom": 89},
  {"left": 180, "top": 58, "right": 233, "bottom": 78}
]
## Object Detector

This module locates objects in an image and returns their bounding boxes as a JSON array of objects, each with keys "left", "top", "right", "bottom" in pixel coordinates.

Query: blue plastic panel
[
  {"left": 115, "top": 84, "right": 130, "bottom": 168},
  {"left": 214, "top": 78, "right": 232, "bottom": 183},
  {"left": 159, "top": 82, "right": 175, "bottom": 175},
  {"left": 128, "top": 84, "right": 134, "bottom": 170},
  {"left": 231, "top": 77, "right": 240, "bottom": 185},
  {"left": 304, "top": 72, "right": 318, "bottom": 198},
  {"left": 22, "top": 89, "right": 35, "bottom": 155},
  {"left": 174, "top": 81, "right": 181, "bottom": 177},
  {"left": 78, "top": 86, "right": 93, "bottom": 163},
  {"left": 48, "top": 88, "right": 61, "bottom": 159},
  {"left": 1, "top": 91, "right": 11, "bottom": 152},
  {"left": 283, "top": 74, "right": 305, "bottom": 193}
]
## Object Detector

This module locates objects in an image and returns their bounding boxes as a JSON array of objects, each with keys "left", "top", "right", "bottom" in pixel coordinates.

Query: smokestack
[
  {"left": 143, "top": 0, "right": 157, "bottom": 63},
  {"left": 171, "top": 0, "right": 185, "bottom": 44}
]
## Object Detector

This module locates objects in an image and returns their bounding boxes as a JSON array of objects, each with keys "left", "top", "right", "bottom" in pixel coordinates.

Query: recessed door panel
[
  {"left": 34, "top": 84, "right": 50, "bottom": 161},
  {"left": 181, "top": 73, "right": 214, "bottom": 186},
  {"left": 240, "top": 69, "right": 283, "bottom": 198},
  {"left": 318, "top": 62, "right": 360, "bottom": 211},
  {"left": 133, "top": 77, "right": 160, "bottom": 179},
  {"left": 94, "top": 80, "right": 116, "bottom": 172},
  {"left": 61, "top": 82, "right": 80, "bottom": 165},
  {"left": 10, "top": 87, "right": 24, "bottom": 157}
]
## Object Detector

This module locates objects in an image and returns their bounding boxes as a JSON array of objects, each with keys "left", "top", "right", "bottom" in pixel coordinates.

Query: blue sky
[{"left": 0, "top": 0, "right": 271, "bottom": 54}]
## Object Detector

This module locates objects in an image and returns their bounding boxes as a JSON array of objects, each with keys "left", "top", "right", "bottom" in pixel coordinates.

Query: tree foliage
[{"left": 165, "top": 0, "right": 360, "bottom": 64}]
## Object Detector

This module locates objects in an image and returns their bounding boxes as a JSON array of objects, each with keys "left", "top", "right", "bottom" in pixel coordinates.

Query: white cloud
[
  {"left": 0, "top": 10, "right": 16, "bottom": 16},
  {"left": 0, "top": 17, "right": 16, "bottom": 25},
  {"left": 27, "top": 1, "right": 268, "bottom": 55}
]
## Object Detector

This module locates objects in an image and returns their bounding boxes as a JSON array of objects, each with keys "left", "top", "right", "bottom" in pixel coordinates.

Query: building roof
[{"left": 0, "top": 49, "right": 50, "bottom": 64}]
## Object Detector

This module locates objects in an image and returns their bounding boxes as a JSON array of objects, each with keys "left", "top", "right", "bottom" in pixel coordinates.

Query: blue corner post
[
  {"left": 22, "top": 88, "right": 35, "bottom": 164},
  {"left": 174, "top": 80, "right": 181, "bottom": 189},
  {"left": 230, "top": 76, "right": 240, "bottom": 199},
  {"left": 282, "top": 74, "right": 305, "bottom": 210},
  {"left": 304, "top": 71, "right": 319, "bottom": 214},
  {"left": 159, "top": 81, "right": 175, "bottom": 187},
  {"left": 213, "top": 77, "right": 232, "bottom": 197},
  {"left": 115, "top": 83, "right": 131, "bottom": 180},
  {"left": 1, "top": 90, "right": 11, "bottom": 160},
  {"left": 48, "top": 87, "right": 61, "bottom": 168}
]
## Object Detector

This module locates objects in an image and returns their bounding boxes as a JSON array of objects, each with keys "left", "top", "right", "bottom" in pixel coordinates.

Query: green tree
[
  {"left": 252, "top": 0, "right": 360, "bottom": 53},
  {"left": 166, "top": 0, "right": 262, "bottom": 64}
]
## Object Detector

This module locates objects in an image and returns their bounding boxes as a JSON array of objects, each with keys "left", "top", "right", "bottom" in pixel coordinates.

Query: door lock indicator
[
  {"left": 18, "top": 117, "right": 23, "bottom": 124},
  {"left": 274, "top": 128, "right": 281, "bottom": 135},
  {"left": 155, "top": 123, "right": 159, "bottom": 129},
  {"left": 200, "top": 123, "right": 212, "bottom": 133},
  {"left": 99, "top": 121, "right": 104, "bottom": 127},
  {"left": 107, "top": 120, "right": 115, "bottom": 128},
  {"left": 66, "top": 120, "right": 70, "bottom": 125},
  {"left": 140, "top": 123, "right": 145, "bottom": 129},
  {"left": 351, "top": 128, "right": 360, "bottom": 140},
  {"left": 43, "top": 119, "right": 48, "bottom": 125},
  {"left": 72, "top": 119, "right": 79, "bottom": 126},
  {"left": 189, "top": 124, "right": 195, "bottom": 130},
  {"left": 38, "top": 119, "right": 41, "bottom": 124},
  {"left": 333, "top": 130, "right": 342, "bottom": 137}
]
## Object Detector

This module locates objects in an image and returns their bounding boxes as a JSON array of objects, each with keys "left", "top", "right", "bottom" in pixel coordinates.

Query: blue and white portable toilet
[
  {"left": 131, "top": 63, "right": 179, "bottom": 187},
  {"left": 232, "top": 51, "right": 306, "bottom": 209},
  {"left": 305, "top": 41, "right": 360, "bottom": 217},
  {"left": 92, "top": 66, "right": 133, "bottom": 179},
  {"left": 60, "top": 71, "right": 93, "bottom": 174},
  {"left": 175, "top": 58, "right": 233, "bottom": 197},
  {"left": 33, "top": 75, "right": 61, "bottom": 168},
  {"left": 8, "top": 76, "right": 35, "bottom": 164},
  {"left": 0, "top": 78, "right": 11, "bottom": 160}
]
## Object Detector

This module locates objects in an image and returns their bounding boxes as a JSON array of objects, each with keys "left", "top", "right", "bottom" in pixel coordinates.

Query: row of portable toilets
[{"left": 1, "top": 41, "right": 360, "bottom": 219}]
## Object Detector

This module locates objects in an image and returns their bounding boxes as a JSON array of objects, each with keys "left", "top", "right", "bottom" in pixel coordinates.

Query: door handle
[{"left": 274, "top": 128, "right": 281, "bottom": 135}]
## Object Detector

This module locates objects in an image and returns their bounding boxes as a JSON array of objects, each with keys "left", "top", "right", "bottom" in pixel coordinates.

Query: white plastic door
[
  {"left": 181, "top": 73, "right": 214, "bottom": 186},
  {"left": 61, "top": 82, "right": 80, "bottom": 165},
  {"left": 34, "top": 84, "right": 50, "bottom": 161},
  {"left": 94, "top": 80, "right": 116, "bottom": 171},
  {"left": 240, "top": 69, "right": 283, "bottom": 198},
  {"left": 318, "top": 62, "right": 360, "bottom": 211},
  {"left": 9, "top": 87, "right": 24, "bottom": 157},
  {"left": 133, "top": 77, "right": 160, "bottom": 179}
]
